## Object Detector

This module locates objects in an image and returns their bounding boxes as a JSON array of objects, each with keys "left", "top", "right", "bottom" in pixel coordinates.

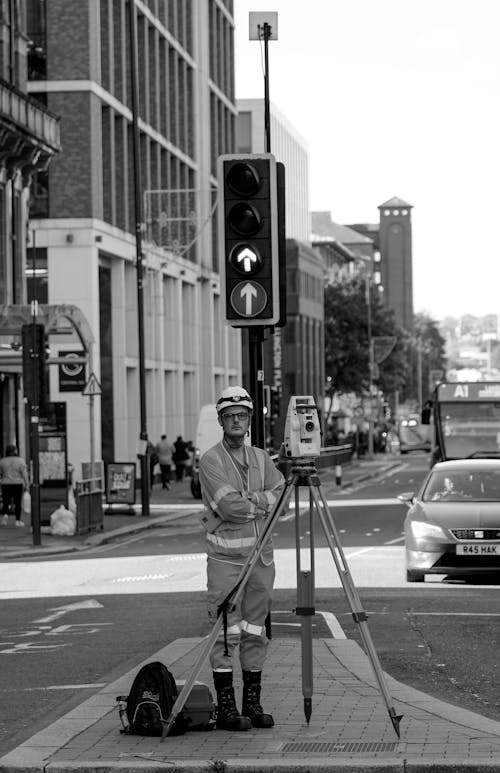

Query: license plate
[{"left": 456, "top": 544, "right": 500, "bottom": 555}]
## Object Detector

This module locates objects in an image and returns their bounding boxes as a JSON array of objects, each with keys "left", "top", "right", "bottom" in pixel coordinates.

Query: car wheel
[
  {"left": 190, "top": 479, "right": 202, "bottom": 499},
  {"left": 406, "top": 569, "right": 425, "bottom": 582}
]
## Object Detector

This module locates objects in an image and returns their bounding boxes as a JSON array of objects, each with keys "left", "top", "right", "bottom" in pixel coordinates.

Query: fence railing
[{"left": 75, "top": 477, "right": 103, "bottom": 535}]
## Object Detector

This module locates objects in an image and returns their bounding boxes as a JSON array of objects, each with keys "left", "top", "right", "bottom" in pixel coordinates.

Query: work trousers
[{"left": 207, "top": 556, "right": 275, "bottom": 672}]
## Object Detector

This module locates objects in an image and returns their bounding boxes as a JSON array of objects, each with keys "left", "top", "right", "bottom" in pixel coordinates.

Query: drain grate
[{"left": 281, "top": 741, "right": 398, "bottom": 754}]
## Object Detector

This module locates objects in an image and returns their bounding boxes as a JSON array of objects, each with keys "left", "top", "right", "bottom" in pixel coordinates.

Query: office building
[{"left": 25, "top": 0, "right": 239, "bottom": 478}]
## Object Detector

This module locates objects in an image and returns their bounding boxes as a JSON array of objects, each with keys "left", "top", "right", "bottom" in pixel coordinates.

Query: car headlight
[{"left": 409, "top": 520, "right": 447, "bottom": 541}]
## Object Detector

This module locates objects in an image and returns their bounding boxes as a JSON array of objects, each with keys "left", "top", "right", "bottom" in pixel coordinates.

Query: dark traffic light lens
[
  {"left": 226, "top": 162, "right": 261, "bottom": 197},
  {"left": 227, "top": 202, "right": 262, "bottom": 236}
]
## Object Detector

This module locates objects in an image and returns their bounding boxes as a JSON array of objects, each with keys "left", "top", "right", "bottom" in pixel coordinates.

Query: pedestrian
[
  {"left": 156, "top": 434, "right": 174, "bottom": 490},
  {"left": 146, "top": 440, "right": 158, "bottom": 489},
  {"left": 198, "top": 386, "right": 285, "bottom": 731},
  {"left": 173, "top": 435, "right": 189, "bottom": 482},
  {"left": 0, "top": 444, "right": 30, "bottom": 527}
]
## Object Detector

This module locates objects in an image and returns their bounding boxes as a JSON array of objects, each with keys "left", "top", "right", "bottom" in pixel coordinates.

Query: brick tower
[{"left": 378, "top": 197, "right": 414, "bottom": 330}]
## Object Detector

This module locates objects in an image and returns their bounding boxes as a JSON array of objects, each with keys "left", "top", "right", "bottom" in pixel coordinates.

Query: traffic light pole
[
  {"left": 29, "top": 302, "right": 41, "bottom": 546},
  {"left": 249, "top": 20, "right": 272, "bottom": 450},
  {"left": 248, "top": 328, "right": 265, "bottom": 449}
]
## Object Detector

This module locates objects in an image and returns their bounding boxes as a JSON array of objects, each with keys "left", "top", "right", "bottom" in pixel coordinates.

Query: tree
[
  {"left": 406, "top": 313, "right": 447, "bottom": 404},
  {"left": 324, "top": 277, "right": 409, "bottom": 414}
]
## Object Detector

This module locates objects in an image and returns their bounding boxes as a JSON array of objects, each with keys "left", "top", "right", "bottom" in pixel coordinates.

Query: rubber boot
[
  {"left": 242, "top": 670, "right": 274, "bottom": 728},
  {"left": 213, "top": 671, "right": 251, "bottom": 731}
]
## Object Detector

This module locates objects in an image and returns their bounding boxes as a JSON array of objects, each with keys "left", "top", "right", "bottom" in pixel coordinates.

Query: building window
[
  {"left": 27, "top": 0, "right": 47, "bottom": 81},
  {"left": 26, "top": 246, "right": 48, "bottom": 304}
]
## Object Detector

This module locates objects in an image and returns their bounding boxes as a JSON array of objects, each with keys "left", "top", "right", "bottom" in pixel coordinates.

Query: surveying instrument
[{"left": 161, "top": 396, "right": 402, "bottom": 740}]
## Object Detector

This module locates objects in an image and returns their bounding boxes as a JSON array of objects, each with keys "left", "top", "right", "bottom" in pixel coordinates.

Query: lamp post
[
  {"left": 128, "top": 0, "right": 150, "bottom": 516},
  {"left": 365, "top": 275, "right": 375, "bottom": 459}
]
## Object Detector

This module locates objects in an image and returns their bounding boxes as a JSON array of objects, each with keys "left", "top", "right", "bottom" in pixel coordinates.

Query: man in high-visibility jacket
[{"left": 199, "top": 386, "right": 285, "bottom": 731}]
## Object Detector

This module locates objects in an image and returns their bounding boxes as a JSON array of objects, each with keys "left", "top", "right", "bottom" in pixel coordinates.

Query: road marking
[
  {"left": 0, "top": 642, "right": 71, "bottom": 653},
  {"left": 410, "top": 612, "right": 500, "bottom": 617},
  {"left": 9, "top": 683, "right": 108, "bottom": 691},
  {"left": 273, "top": 609, "right": 346, "bottom": 639},
  {"left": 35, "top": 599, "right": 103, "bottom": 624},
  {"left": 326, "top": 498, "right": 402, "bottom": 506},
  {"left": 113, "top": 573, "right": 172, "bottom": 583},
  {"left": 318, "top": 610, "right": 346, "bottom": 639}
]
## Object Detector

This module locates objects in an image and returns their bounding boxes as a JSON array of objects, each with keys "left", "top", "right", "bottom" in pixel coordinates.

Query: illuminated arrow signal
[
  {"left": 230, "top": 281, "right": 267, "bottom": 318},
  {"left": 230, "top": 244, "right": 263, "bottom": 275},
  {"left": 237, "top": 247, "right": 258, "bottom": 273},
  {"left": 241, "top": 282, "right": 258, "bottom": 314}
]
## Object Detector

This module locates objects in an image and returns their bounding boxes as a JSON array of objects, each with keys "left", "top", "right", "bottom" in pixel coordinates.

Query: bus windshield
[{"left": 437, "top": 401, "right": 500, "bottom": 459}]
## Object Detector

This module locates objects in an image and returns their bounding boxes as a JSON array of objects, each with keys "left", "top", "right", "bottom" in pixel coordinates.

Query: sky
[{"left": 233, "top": 0, "right": 500, "bottom": 322}]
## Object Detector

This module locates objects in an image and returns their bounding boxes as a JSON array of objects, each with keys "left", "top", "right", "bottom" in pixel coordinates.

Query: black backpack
[{"left": 117, "top": 661, "right": 185, "bottom": 737}]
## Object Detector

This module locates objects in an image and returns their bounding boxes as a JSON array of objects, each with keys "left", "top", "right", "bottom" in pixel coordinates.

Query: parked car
[{"left": 399, "top": 458, "right": 500, "bottom": 582}]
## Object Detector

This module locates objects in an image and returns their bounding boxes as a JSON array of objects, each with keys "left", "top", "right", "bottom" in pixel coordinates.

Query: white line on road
[
  {"left": 13, "top": 684, "right": 108, "bottom": 691},
  {"left": 318, "top": 610, "right": 347, "bottom": 639},
  {"left": 35, "top": 599, "right": 103, "bottom": 624},
  {"left": 385, "top": 536, "right": 405, "bottom": 545},
  {"left": 410, "top": 612, "right": 500, "bottom": 616}
]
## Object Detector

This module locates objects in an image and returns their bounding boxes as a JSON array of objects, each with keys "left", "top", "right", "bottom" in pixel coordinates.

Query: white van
[{"left": 190, "top": 404, "right": 222, "bottom": 498}]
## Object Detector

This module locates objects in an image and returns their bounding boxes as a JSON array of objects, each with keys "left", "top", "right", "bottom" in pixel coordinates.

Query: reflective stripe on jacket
[{"left": 198, "top": 441, "right": 285, "bottom": 562}]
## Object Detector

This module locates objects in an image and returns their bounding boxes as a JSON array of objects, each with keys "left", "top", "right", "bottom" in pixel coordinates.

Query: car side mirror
[{"left": 397, "top": 492, "right": 415, "bottom": 506}]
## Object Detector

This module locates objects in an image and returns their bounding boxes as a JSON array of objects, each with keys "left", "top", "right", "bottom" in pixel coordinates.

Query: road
[{"left": 2, "top": 453, "right": 500, "bottom": 755}]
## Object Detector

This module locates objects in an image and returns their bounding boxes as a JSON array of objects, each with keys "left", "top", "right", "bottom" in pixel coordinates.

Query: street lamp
[
  {"left": 365, "top": 274, "right": 375, "bottom": 459},
  {"left": 128, "top": 0, "right": 150, "bottom": 516}
]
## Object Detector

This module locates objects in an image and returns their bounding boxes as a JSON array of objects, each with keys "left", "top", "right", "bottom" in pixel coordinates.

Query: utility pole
[
  {"left": 365, "top": 275, "right": 375, "bottom": 459},
  {"left": 128, "top": 0, "right": 150, "bottom": 516},
  {"left": 248, "top": 13, "right": 278, "bottom": 449}
]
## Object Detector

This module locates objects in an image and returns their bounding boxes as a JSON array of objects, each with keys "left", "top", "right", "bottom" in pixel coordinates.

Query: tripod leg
[
  {"left": 309, "top": 483, "right": 403, "bottom": 738},
  {"left": 295, "top": 484, "right": 315, "bottom": 723},
  {"left": 161, "top": 476, "right": 296, "bottom": 740}
]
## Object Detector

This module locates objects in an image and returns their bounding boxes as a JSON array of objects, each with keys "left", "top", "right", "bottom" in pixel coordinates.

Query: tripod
[{"left": 161, "top": 458, "right": 402, "bottom": 740}]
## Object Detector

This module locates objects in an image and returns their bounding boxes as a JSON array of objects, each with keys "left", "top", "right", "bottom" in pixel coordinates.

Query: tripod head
[{"left": 283, "top": 395, "right": 322, "bottom": 460}]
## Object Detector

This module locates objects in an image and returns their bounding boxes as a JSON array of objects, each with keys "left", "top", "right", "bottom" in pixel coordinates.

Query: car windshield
[{"left": 422, "top": 469, "right": 500, "bottom": 502}]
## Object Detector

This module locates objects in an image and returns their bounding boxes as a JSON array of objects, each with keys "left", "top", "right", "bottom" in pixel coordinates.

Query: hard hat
[{"left": 216, "top": 386, "right": 253, "bottom": 414}]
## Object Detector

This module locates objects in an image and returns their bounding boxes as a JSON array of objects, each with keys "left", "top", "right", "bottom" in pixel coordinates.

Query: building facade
[
  {"left": 0, "top": 0, "right": 61, "bottom": 454},
  {"left": 25, "top": 0, "right": 240, "bottom": 480}
]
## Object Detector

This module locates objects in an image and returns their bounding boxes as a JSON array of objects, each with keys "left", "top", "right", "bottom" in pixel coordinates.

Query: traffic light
[
  {"left": 21, "top": 323, "right": 48, "bottom": 407},
  {"left": 218, "top": 153, "right": 281, "bottom": 326}
]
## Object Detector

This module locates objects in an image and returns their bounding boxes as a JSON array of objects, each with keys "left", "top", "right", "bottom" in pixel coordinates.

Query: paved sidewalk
[{"left": 2, "top": 633, "right": 500, "bottom": 772}]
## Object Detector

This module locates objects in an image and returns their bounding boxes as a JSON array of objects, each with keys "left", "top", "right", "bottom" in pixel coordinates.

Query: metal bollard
[{"left": 335, "top": 464, "right": 342, "bottom": 486}]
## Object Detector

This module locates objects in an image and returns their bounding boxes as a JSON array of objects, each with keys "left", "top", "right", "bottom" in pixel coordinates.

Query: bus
[{"left": 432, "top": 381, "right": 500, "bottom": 462}]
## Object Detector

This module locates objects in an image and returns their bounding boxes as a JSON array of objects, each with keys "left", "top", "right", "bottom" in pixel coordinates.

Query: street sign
[
  {"left": 83, "top": 372, "right": 102, "bottom": 396},
  {"left": 58, "top": 350, "right": 86, "bottom": 392}
]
